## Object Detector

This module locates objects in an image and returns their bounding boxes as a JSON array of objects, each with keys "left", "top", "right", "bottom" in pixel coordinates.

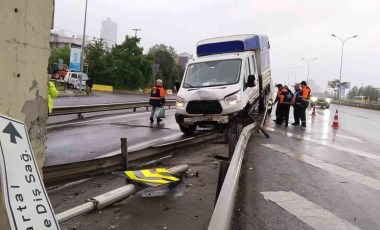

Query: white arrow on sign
[{"left": 0, "top": 115, "right": 59, "bottom": 230}]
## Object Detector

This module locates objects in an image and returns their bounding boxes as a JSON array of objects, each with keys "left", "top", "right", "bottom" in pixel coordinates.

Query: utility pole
[
  {"left": 132, "top": 28, "right": 141, "bottom": 38},
  {"left": 79, "top": 0, "right": 89, "bottom": 91}
]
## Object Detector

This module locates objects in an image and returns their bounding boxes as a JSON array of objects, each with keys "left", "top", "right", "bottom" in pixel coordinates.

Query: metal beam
[
  {"left": 208, "top": 123, "right": 256, "bottom": 230},
  {"left": 50, "top": 100, "right": 176, "bottom": 116}
]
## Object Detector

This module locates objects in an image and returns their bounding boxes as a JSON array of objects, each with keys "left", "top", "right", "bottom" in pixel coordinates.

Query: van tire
[{"left": 179, "top": 124, "right": 196, "bottom": 136}]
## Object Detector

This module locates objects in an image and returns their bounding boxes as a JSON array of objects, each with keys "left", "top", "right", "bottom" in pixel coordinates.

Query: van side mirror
[
  {"left": 174, "top": 81, "right": 181, "bottom": 92},
  {"left": 247, "top": 75, "right": 256, "bottom": 87}
]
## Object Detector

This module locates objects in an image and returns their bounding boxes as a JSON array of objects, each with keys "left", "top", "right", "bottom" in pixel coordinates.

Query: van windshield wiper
[{"left": 183, "top": 83, "right": 197, "bottom": 88}]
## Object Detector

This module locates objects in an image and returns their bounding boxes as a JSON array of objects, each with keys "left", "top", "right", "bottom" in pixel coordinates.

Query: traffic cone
[
  {"left": 331, "top": 109, "right": 340, "bottom": 128},
  {"left": 311, "top": 105, "right": 317, "bottom": 116}
]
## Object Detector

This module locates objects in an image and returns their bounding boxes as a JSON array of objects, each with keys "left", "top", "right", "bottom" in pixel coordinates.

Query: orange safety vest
[
  {"left": 278, "top": 88, "right": 288, "bottom": 104},
  {"left": 301, "top": 86, "right": 311, "bottom": 101}
]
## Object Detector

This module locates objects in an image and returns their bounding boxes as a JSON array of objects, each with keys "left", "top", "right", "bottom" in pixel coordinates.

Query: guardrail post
[
  {"left": 146, "top": 106, "right": 149, "bottom": 111},
  {"left": 133, "top": 108, "right": 136, "bottom": 112},
  {"left": 214, "top": 160, "right": 229, "bottom": 206},
  {"left": 121, "top": 137, "right": 128, "bottom": 171},
  {"left": 228, "top": 134, "right": 237, "bottom": 161}
]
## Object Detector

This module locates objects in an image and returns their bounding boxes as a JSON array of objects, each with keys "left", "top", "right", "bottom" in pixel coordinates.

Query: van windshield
[{"left": 183, "top": 59, "right": 241, "bottom": 88}]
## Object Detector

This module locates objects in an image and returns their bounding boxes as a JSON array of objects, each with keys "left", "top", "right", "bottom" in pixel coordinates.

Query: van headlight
[
  {"left": 325, "top": 98, "right": 331, "bottom": 103},
  {"left": 311, "top": 97, "right": 317, "bottom": 102},
  {"left": 224, "top": 91, "right": 241, "bottom": 106},
  {"left": 176, "top": 97, "right": 186, "bottom": 107}
]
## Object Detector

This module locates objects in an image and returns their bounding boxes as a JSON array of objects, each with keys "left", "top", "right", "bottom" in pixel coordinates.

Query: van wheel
[
  {"left": 68, "top": 84, "right": 74, "bottom": 89},
  {"left": 326, "top": 105, "right": 330, "bottom": 109},
  {"left": 179, "top": 124, "right": 196, "bottom": 136}
]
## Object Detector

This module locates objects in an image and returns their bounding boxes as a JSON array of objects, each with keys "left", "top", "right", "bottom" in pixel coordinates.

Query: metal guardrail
[
  {"left": 43, "top": 131, "right": 222, "bottom": 187},
  {"left": 208, "top": 123, "right": 256, "bottom": 230},
  {"left": 50, "top": 100, "right": 176, "bottom": 116}
]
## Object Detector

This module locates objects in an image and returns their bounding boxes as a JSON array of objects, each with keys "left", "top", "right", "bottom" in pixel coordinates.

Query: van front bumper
[{"left": 175, "top": 113, "right": 234, "bottom": 126}]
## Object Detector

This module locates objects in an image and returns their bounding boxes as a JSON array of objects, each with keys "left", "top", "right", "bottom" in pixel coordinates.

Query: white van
[
  {"left": 175, "top": 34, "right": 272, "bottom": 135},
  {"left": 62, "top": 72, "right": 88, "bottom": 90}
]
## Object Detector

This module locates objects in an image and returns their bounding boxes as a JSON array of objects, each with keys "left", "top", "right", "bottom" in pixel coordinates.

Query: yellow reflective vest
[{"left": 48, "top": 81, "right": 58, "bottom": 114}]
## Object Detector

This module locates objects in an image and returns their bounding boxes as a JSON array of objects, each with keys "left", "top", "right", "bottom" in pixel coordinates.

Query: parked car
[{"left": 310, "top": 93, "right": 331, "bottom": 108}]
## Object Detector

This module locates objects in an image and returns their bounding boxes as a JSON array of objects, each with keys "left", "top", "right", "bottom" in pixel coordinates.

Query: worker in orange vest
[
  {"left": 299, "top": 81, "right": 311, "bottom": 127},
  {"left": 149, "top": 79, "right": 166, "bottom": 123},
  {"left": 273, "top": 84, "right": 290, "bottom": 125}
]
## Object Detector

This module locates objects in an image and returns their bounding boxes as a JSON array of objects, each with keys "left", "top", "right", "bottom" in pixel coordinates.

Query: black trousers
[
  {"left": 293, "top": 104, "right": 302, "bottom": 125},
  {"left": 300, "top": 101, "right": 309, "bottom": 126},
  {"left": 282, "top": 104, "right": 291, "bottom": 126},
  {"left": 275, "top": 104, "right": 290, "bottom": 125}
]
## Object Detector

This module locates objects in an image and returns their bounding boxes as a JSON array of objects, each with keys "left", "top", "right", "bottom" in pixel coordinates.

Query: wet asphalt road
[
  {"left": 232, "top": 104, "right": 380, "bottom": 230},
  {"left": 47, "top": 94, "right": 380, "bottom": 229},
  {"left": 46, "top": 108, "right": 183, "bottom": 166}
]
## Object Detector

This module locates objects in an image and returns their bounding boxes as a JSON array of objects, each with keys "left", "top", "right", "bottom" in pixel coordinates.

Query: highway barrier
[
  {"left": 50, "top": 100, "right": 176, "bottom": 117},
  {"left": 208, "top": 122, "right": 257, "bottom": 230},
  {"left": 43, "top": 131, "right": 222, "bottom": 187},
  {"left": 331, "top": 100, "right": 380, "bottom": 111},
  {"left": 92, "top": 84, "right": 113, "bottom": 92}
]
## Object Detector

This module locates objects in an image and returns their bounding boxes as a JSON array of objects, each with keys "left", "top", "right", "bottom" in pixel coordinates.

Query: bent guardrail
[
  {"left": 50, "top": 100, "right": 176, "bottom": 117},
  {"left": 208, "top": 123, "right": 256, "bottom": 230},
  {"left": 43, "top": 131, "right": 221, "bottom": 187}
]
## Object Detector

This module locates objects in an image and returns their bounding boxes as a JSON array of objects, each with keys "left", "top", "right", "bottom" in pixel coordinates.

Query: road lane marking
[
  {"left": 261, "top": 191, "right": 361, "bottom": 230},
  {"left": 262, "top": 144, "right": 380, "bottom": 191},
  {"left": 48, "top": 110, "right": 176, "bottom": 129},
  {"left": 265, "top": 127, "right": 380, "bottom": 162}
]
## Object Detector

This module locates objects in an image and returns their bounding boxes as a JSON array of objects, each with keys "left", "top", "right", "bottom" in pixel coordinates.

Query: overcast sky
[{"left": 53, "top": 0, "right": 380, "bottom": 92}]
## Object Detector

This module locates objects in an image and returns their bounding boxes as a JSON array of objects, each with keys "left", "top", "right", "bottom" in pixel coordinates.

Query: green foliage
[
  {"left": 148, "top": 44, "right": 177, "bottom": 58},
  {"left": 347, "top": 85, "right": 380, "bottom": 102},
  {"left": 81, "top": 37, "right": 181, "bottom": 90},
  {"left": 148, "top": 45, "right": 181, "bottom": 89},
  {"left": 48, "top": 46, "right": 70, "bottom": 72}
]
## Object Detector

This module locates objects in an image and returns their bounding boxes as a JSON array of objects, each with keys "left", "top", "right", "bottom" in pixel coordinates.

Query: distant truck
[
  {"left": 175, "top": 34, "right": 273, "bottom": 135},
  {"left": 57, "top": 72, "right": 88, "bottom": 90}
]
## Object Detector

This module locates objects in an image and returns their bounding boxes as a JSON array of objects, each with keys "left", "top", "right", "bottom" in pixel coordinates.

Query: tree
[
  {"left": 48, "top": 46, "right": 70, "bottom": 72},
  {"left": 148, "top": 44, "right": 181, "bottom": 89},
  {"left": 108, "top": 36, "right": 147, "bottom": 89},
  {"left": 148, "top": 44, "right": 177, "bottom": 58},
  {"left": 347, "top": 86, "right": 358, "bottom": 99},
  {"left": 85, "top": 38, "right": 111, "bottom": 85}
]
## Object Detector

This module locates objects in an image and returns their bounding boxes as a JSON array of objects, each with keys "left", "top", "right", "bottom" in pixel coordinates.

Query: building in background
[
  {"left": 49, "top": 33, "right": 90, "bottom": 49},
  {"left": 100, "top": 18, "right": 117, "bottom": 48},
  {"left": 179, "top": 52, "right": 193, "bottom": 70}
]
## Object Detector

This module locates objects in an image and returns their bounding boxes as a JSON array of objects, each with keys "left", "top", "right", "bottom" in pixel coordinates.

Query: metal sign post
[
  {"left": 151, "top": 64, "right": 160, "bottom": 84},
  {"left": 0, "top": 115, "right": 59, "bottom": 230}
]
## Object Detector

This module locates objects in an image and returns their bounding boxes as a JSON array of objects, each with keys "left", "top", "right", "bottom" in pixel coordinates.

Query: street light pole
[
  {"left": 289, "top": 66, "right": 302, "bottom": 85},
  {"left": 331, "top": 34, "right": 358, "bottom": 100},
  {"left": 301, "top": 57, "right": 317, "bottom": 84},
  {"left": 79, "top": 0, "right": 88, "bottom": 91}
]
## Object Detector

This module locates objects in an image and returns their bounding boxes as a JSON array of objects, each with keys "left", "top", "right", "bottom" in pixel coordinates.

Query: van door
[
  {"left": 247, "top": 54, "right": 259, "bottom": 103},
  {"left": 70, "top": 73, "right": 78, "bottom": 85}
]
